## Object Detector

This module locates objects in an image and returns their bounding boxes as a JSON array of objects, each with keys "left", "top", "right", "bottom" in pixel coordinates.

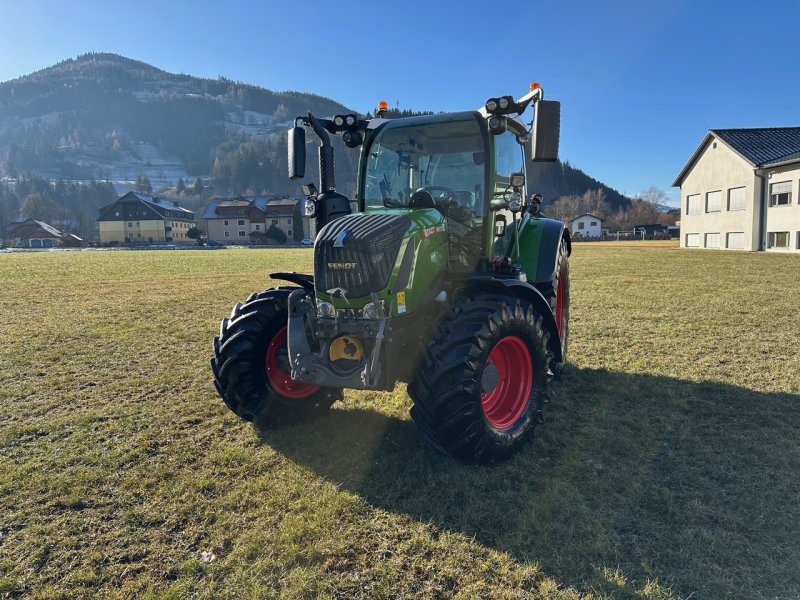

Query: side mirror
[
  {"left": 532, "top": 100, "right": 560, "bottom": 162},
  {"left": 288, "top": 125, "right": 306, "bottom": 180},
  {"left": 494, "top": 214, "right": 507, "bottom": 237}
]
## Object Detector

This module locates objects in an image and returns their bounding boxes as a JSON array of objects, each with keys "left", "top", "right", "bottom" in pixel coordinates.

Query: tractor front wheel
[
  {"left": 408, "top": 294, "right": 552, "bottom": 463},
  {"left": 211, "top": 289, "right": 340, "bottom": 426}
]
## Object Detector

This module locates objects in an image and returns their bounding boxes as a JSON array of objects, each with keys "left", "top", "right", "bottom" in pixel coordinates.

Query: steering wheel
[{"left": 410, "top": 186, "right": 457, "bottom": 209}]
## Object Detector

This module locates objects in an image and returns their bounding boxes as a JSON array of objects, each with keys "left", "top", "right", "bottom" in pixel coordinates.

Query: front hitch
[{"left": 286, "top": 289, "right": 391, "bottom": 391}]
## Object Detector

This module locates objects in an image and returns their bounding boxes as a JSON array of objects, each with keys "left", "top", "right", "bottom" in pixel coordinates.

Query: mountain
[
  {"left": 0, "top": 52, "right": 356, "bottom": 192},
  {"left": 0, "top": 53, "right": 631, "bottom": 238}
]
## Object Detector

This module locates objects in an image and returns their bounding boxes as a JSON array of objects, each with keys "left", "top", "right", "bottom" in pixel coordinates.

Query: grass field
[{"left": 1, "top": 246, "right": 799, "bottom": 599}]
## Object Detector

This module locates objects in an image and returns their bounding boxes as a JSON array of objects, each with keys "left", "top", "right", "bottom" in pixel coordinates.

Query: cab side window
[{"left": 494, "top": 132, "right": 524, "bottom": 194}]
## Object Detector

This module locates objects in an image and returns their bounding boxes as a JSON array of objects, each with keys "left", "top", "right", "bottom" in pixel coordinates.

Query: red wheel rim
[
  {"left": 480, "top": 336, "right": 533, "bottom": 430},
  {"left": 556, "top": 275, "right": 566, "bottom": 344},
  {"left": 265, "top": 326, "right": 320, "bottom": 398}
]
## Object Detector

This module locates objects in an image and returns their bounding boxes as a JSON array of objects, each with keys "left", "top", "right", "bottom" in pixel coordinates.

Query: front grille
[{"left": 315, "top": 214, "right": 410, "bottom": 299}]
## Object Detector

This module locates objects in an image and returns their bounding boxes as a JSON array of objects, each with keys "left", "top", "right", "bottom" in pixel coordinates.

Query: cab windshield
[{"left": 361, "top": 115, "right": 486, "bottom": 220}]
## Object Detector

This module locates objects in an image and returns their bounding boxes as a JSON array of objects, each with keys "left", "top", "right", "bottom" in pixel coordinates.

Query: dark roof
[
  {"left": 7, "top": 219, "right": 62, "bottom": 238},
  {"left": 674, "top": 127, "right": 800, "bottom": 186},
  {"left": 713, "top": 128, "right": 800, "bottom": 166},
  {"left": 202, "top": 197, "right": 296, "bottom": 219},
  {"left": 570, "top": 213, "right": 605, "bottom": 222}
]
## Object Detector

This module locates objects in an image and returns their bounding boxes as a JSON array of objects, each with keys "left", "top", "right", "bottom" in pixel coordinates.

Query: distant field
[
  {"left": 571, "top": 239, "right": 678, "bottom": 248},
  {"left": 1, "top": 247, "right": 798, "bottom": 599}
]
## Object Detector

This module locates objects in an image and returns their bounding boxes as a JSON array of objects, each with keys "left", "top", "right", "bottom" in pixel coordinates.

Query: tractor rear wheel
[
  {"left": 408, "top": 293, "right": 552, "bottom": 463},
  {"left": 211, "top": 289, "right": 340, "bottom": 425},
  {"left": 535, "top": 237, "right": 570, "bottom": 376}
]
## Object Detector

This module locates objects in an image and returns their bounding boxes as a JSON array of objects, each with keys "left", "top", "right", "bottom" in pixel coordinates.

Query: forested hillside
[{"left": 0, "top": 52, "right": 634, "bottom": 240}]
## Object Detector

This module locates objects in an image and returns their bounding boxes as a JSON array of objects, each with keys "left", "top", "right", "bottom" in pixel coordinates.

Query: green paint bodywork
[
  {"left": 317, "top": 208, "right": 447, "bottom": 317},
  {"left": 493, "top": 213, "right": 544, "bottom": 281}
]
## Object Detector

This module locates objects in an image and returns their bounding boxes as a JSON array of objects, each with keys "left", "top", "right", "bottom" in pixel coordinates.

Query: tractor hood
[{"left": 314, "top": 208, "right": 447, "bottom": 313}]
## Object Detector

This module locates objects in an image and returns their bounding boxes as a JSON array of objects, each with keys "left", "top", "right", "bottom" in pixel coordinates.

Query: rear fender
[{"left": 466, "top": 276, "right": 563, "bottom": 364}]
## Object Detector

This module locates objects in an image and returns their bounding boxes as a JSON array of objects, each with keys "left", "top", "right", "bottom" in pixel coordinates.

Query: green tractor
[{"left": 212, "top": 84, "right": 571, "bottom": 462}]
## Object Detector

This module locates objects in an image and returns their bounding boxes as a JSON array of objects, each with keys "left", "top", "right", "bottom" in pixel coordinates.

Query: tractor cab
[{"left": 360, "top": 111, "right": 487, "bottom": 271}]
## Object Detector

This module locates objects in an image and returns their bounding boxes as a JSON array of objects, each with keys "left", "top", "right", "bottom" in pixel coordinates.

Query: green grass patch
[{"left": 0, "top": 247, "right": 798, "bottom": 598}]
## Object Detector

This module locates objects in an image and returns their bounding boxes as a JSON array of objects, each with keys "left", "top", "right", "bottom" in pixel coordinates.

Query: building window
[
  {"left": 768, "top": 231, "right": 790, "bottom": 248},
  {"left": 271, "top": 219, "right": 278, "bottom": 225},
  {"left": 224, "top": 231, "right": 230, "bottom": 238},
  {"left": 704, "top": 233, "right": 720, "bottom": 248},
  {"left": 769, "top": 181, "right": 791, "bottom": 206},
  {"left": 590, "top": 221, "right": 598, "bottom": 226},
  {"left": 578, "top": 222, "right": 585, "bottom": 230},
  {"left": 224, "top": 220, "right": 229, "bottom": 226},
  {"left": 238, "top": 219, "right": 245, "bottom": 226},
  {"left": 706, "top": 190, "right": 722, "bottom": 213},
  {"left": 726, "top": 232, "right": 744, "bottom": 249},
  {"left": 255, "top": 224, "right": 260, "bottom": 230},
  {"left": 685, "top": 233, "right": 700, "bottom": 247},
  {"left": 287, "top": 229, "right": 292, "bottom": 236},
  {"left": 128, "top": 222, "right": 133, "bottom": 227},
  {"left": 687, "top": 194, "right": 701, "bottom": 215},
  {"left": 287, "top": 218, "right": 292, "bottom": 225},
  {"left": 238, "top": 231, "right": 246, "bottom": 237},
  {"left": 136, "top": 222, "right": 140, "bottom": 227},
  {"left": 728, "top": 187, "right": 746, "bottom": 211}
]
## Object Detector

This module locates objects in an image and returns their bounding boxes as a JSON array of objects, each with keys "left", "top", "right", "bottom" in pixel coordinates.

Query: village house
[
  {"left": 569, "top": 214, "right": 604, "bottom": 238},
  {"left": 674, "top": 128, "right": 800, "bottom": 251},
  {"left": 97, "top": 192, "right": 196, "bottom": 244},
  {"left": 6, "top": 219, "right": 64, "bottom": 248},
  {"left": 201, "top": 197, "right": 313, "bottom": 244}
]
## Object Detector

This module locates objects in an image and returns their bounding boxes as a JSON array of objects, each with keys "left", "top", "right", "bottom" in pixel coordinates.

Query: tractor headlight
[
  {"left": 362, "top": 301, "right": 381, "bottom": 320},
  {"left": 498, "top": 97, "right": 510, "bottom": 110},
  {"left": 508, "top": 191, "right": 523, "bottom": 212},
  {"left": 510, "top": 172, "right": 525, "bottom": 188},
  {"left": 488, "top": 115, "right": 507, "bottom": 134},
  {"left": 343, "top": 130, "right": 363, "bottom": 148},
  {"left": 333, "top": 115, "right": 345, "bottom": 127},
  {"left": 303, "top": 198, "right": 317, "bottom": 218},
  {"left": 485, "top": 99, "right": 498, "bottom": 113},
  {"left": 345, "top": 114, "right": 356, "bottom": 127},
  {"left": 317, "top": 300, "right": 335, "bottom": 318}
]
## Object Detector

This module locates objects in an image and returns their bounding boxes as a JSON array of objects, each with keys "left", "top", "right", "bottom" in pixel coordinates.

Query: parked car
[
  {"left": 207, "top": 240, "right": 223, "bottom": 247},
  {"left": 300, "top": 239, "right": 314, "bottom": 246}
]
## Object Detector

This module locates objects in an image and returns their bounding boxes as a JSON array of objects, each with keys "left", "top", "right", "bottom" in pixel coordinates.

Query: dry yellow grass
[{"left": 0, "top": 246, "right": 798, "bottom": 599}]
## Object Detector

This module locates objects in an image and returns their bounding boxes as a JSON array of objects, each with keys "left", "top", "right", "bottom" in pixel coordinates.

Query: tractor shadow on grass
[{"left": 260, "top": 367, "right": 800, "bottom": 598}]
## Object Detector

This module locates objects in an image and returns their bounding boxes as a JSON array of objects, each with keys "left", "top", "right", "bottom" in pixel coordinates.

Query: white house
[
  {"left": 569, "top": 214, "right": 604, "bottom": 238},
  {"left": 673, "top": 128, "right": 800, "bottom": 252}
]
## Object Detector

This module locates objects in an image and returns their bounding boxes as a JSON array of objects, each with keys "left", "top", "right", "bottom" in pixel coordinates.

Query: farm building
[
  {"left": 6, "top": 219, "right": 63, "bottom": 248},
  {"left": 97, "top": 192, "right": 195, "bottom": 244},
  {"left": 569, "top": 214, "right": 604, "bottom": 238},
  {"left": 202, "top": 197, "right": 313, "bottom": 244},
  {"left": 674, "top": 128, "right": 800, "bottom": 251}
]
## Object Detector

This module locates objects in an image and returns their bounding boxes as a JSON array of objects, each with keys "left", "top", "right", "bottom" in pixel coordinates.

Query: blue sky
[{"left": 1, "top": 0, "right": 799, "bottom": 205}]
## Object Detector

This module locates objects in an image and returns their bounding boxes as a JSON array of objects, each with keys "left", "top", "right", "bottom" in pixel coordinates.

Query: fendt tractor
[{"left": 212, "top": 84, "right": 571, "bottom": 462}]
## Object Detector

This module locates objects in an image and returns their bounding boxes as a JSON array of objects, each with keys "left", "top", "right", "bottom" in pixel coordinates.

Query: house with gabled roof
[
  {"left": 568, "top": 213, "right": 604, "bottom": 238},
  {"left": 6, "top": 219, "right": 63, "bottom": 248},
  {"left": 97, "top": 192, "right": 195, "bottom": 244},
  {"left": 673, "top": 127, "right": 800, "bottom": 251},
  {"left": 201, "top": 196, "right": 312, "bottom": 244}
]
